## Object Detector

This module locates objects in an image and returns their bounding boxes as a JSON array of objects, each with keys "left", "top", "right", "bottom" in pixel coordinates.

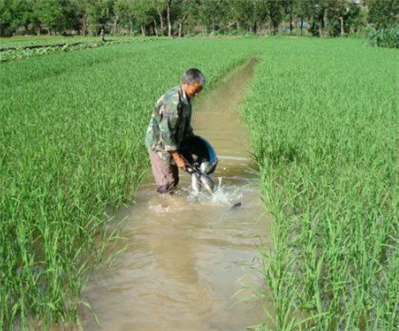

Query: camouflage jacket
[{"left": 145, "top": 85, "right": 193, "bottom": 164}]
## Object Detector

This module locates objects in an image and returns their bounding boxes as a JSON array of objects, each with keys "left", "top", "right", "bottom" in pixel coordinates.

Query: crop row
[
  {"left": 242, "top": 39, "right": 399, "bottom": 330},
  {"left": 0, "top": 38, "right": 261, "bottom": 330},
  {"left": 2, "top": 37, "right": 398, "bottom": 331},
  {"left": 0, "top": 36, "right": 165, "bottom": 63}
]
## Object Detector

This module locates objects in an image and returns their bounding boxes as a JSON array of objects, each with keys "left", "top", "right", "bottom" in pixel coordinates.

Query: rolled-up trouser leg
[{"left": 149, "top": 150, "right": 179, "bottom": 194}]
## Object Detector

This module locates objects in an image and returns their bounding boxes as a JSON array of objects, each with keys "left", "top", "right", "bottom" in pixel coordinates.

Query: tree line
[{"left": 1, "top": 0, "right": 398, "bottom": 38}]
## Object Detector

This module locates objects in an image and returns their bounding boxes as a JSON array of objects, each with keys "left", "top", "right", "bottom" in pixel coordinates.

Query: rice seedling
[
  {"left": 243, "top": 38, "right": 399, "bottom": 330},
  {"left": 0, "top": 36, "right": 166, "bottom": 63},
  {"left": 2, "top": 36, "right": 398, "bottom": 331},
  {"left": 0, "top": 38, "right": 261, "bottom": 330}
]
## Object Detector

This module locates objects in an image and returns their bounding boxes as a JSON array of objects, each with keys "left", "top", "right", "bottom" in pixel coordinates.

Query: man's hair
[{"left": 182, "top": 68, "right": 206, "bottom": 86}]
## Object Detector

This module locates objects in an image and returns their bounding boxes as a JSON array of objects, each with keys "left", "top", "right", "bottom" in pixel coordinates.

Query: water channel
[{"left": 82, "top": 60, "right": 270, "bottom": 331}]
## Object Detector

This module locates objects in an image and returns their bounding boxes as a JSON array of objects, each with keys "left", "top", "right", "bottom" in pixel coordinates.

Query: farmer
[
  {"left": 100, "top": 28, "right": 106, "bottom": 42},
  {"left": 145, "top": 68, "right": 206, "bottom": 194}
]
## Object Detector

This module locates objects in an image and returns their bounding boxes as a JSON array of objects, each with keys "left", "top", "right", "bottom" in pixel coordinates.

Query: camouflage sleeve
[
  {"left": 184, "top": 106, "right": 194, "bottom": 138},
  {"left": 159, "top": 96, "right": 179, "bottom": 151}
]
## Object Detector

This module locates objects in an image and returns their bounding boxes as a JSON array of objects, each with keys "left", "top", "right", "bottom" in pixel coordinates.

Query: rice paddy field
[
  {"left": 1, "top": 37, "right": 398, "bottom": 330},
  {"left": 0, "top": 35, "right": 160, "bottom": 48}
]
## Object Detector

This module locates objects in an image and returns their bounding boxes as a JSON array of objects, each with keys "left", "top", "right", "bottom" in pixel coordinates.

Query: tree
[
  {"left": 0, "top": 0, "right": 15, "bottom": 36},
  {"left": 365, "top": 0, "right": 399, "bottom": 29},
  {"left": 33, "top": 0, "right": 65, "bottom": 35},
  {"left": 231, "top": 0, "right": 266, "bottom": 33},
  {"left": 61, "top": 0, "right": 82, "bottom": 34},
  {"left": 112, "top": 0, "right": 129, "bottom": 35},
  {"left": 133, "top": 0, "right": 157, "bottom": 36},
  {"left": 166, "top": 0, "right": 173, "bottom": 37},
  {"left": 282, "top": 0, "right": 295, "bottom": 32},
  {"left": 325, "top": 0, "right": 349, "bottom": 36},
  {"left": 346, "top": 0, "right": 366, "bottom": 34},
  {"left": 0, "top": 0, "right": 393, "bottom": 39},
  {"left": 87, "top": 0, "right": 114, "bottom": 35},
  {"left": 296, "top": 0, "right": 314, "bottom": 35},
  {"left": 198, "top": 0, "right": 230, "bottom": 33},
  {"left": 262, "top": 0, "right": 284, "bottom": 35},
  {"left": 155, "top": 0, "right": 167, "bottom": 35},
  {"left": 0, "top": 0, "right": 33, "bottom": 36},
  {"left": 72, "top": 0, "right": 91, "bottom": 36}
]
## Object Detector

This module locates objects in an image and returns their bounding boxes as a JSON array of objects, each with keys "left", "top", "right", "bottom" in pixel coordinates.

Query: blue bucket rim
[{"left": 195, "top": 136, "right": 218, "bottom": 172}]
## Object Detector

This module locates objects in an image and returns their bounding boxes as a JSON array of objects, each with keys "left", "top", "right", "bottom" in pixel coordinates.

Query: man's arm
[{"left": 159, "top": 100, "right": 186, "bottom": 170}]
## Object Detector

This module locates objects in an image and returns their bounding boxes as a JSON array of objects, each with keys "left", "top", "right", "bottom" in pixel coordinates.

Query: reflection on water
[{"left": 81, "top": 60, "right": 270, "bottom": 331}]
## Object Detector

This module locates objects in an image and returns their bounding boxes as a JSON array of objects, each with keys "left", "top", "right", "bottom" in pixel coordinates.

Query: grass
[
  {"left": 0, "top": 37, "right": 262, "bottom": 330},
  {"left": 0, "top": 35, "right": 95, "bottom": 47},
  {"left": 242, "top": 38, "right": 399, "bottom": 330},
  {"left": 0, "top": 35, "right": 140, "bottom": 47},
  {"left": 0, "top": 36, "right": 167, "bottom": 63},
  {"left": 1, "top": 37, "right": 398, "bottom": 330}
]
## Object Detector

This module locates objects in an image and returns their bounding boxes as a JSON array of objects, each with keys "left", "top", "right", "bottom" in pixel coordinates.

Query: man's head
[{"left": 182, "top": 68, "right": 206, "bottom": 98}]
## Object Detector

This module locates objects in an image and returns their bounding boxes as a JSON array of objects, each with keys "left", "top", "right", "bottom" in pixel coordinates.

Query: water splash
[{"left": 187, "top": 177, "right": 244, "bottom": 207}]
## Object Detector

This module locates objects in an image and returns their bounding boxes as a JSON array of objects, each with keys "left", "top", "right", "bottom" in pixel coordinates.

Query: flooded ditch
[{"left": 82, "top": 59, "right": 270, "bottom": 331}]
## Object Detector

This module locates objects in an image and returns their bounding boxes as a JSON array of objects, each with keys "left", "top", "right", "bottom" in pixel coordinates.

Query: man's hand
[
  {"left": 175, "top": 155, "right": 186, "bottom": 170},
  {"left": 170, "top": 151, "right": 186, "bottom": 171}
]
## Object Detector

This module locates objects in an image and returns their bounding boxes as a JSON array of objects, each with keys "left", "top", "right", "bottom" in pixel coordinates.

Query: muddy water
[{"left": 82, "top": 60, "right": 270, "bottom": 331}]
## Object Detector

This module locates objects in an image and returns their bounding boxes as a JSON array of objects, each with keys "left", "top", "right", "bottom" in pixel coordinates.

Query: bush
[
  {"left": 351, "top": 25, "right": 372, "bottom": 39},
  {"left": 367, "top": 27, "right": 399, "bottom": 48}
]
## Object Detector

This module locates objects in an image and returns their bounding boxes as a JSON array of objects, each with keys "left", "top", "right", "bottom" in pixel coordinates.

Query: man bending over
[{"left": 145, "top": 68, "right": 205, "bottom": 194}]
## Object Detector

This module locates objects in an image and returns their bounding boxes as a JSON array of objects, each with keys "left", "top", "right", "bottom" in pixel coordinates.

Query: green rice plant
[
  {"left": 242, "top": 38, "right": 399, "bottom": 330},
  {"left": 2, "top": 36, "right": 398, "bottom": 331},
  {"left": 0, "top": 38, "right": 264, "bottom": 330},
  {"left": 0, "top": 36, "right": 166, "bottom": 63}
]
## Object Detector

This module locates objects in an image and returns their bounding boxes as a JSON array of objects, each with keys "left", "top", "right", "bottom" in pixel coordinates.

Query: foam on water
[
  {"left": 186, "top": 176, "right": 244, "bottom": 206},
  {"left": 148, "top": 177, "right": 245, "bottom": 214}
]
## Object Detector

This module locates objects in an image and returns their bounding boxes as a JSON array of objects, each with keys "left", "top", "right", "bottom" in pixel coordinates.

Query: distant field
[
  {"left": 0, "top": 35, "right": 92, "bottom": 47},
  {"left": 1, "top": 38, "right": 398, "bottom": 330},
  {"left": 0, "top": 35, "right": 167, "bottom": 63},
  {"left": 0, "top": 35, "right": 112, "bottom": 47}
]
